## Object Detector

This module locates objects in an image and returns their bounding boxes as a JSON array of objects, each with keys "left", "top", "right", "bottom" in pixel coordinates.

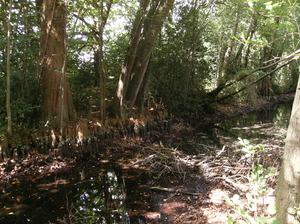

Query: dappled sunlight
[
  {"left": 0, "top": 100, "right": 292, "bottom": 223},
  {"left": 160, "top": 201, "right": 187, "bottom": 215}
]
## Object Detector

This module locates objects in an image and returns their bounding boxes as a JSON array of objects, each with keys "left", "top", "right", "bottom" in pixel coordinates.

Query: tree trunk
[
  {"left": 113, "top": 0, "right": 174, "bottom": 118},
  {"left": 93, "top": 0, "right": 112, "bottom": 121},
  {"left": 2, "top": 0, "right": 12, "bottom": 135},
  {"left": 40, "top": 0, "right": 75, "bottom": 127},
  {"left": 276, "top": 73, "right": 300, "bottom": 223},
  {"left": 94, "top": 46, "right": 106, "bottom": 120},
  {"left": 219, "top": 9, "right": 240, "bottom": 79}
]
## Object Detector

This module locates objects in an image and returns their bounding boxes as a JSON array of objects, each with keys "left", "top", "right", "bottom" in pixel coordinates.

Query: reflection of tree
[
  {"left": 272, "top": 102, "right": 292, "bottom": 129},
  {"left": 71, "top": 169, "right": 129, "bottom": 223}
]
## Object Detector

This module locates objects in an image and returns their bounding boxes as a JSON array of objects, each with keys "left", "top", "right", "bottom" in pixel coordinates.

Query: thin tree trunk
[
  {"left": 2, "top": 0, "right": 12, "bottom": 135},
  {"left": 234, "top": 12, "right": 256, "bottom": 68},
  {"left": 94, "top": 0, "right": 112, "bottom": 121}
]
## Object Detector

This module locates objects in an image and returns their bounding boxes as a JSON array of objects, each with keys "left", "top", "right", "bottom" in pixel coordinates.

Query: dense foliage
[{"left": 0, "top": 0, "right": 299, "bottom": 130}]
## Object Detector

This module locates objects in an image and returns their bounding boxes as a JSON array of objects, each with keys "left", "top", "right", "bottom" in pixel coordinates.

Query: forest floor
[
  {"left": 0, "top": 93, "right": 294, "bottom": 223},
  {"left": 123, "top": 94, "right": 293, "bottom": 223}
]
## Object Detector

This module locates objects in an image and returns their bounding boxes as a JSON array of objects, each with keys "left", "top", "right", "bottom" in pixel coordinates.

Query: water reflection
[
  {"left": 177, "top": 102, "right": 293, "bottom": 154},
  {"left": 0, "top": 164, "right": 132, "bottom": 224},
  {"left": 218, "top": 101, "right": 292, "bottom": 145},
  {"left": 72, "top": 169, "right": 129, "bottom": 224}
]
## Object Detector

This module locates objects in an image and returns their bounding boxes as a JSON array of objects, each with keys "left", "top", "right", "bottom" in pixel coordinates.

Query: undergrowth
[{"left": 224, "top": 138, "right": 280, "bottom": 224}]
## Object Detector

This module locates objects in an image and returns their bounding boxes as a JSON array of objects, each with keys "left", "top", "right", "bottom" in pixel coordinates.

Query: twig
[{"left": 149, "top": 186, "right": 201, "bottom": 196}]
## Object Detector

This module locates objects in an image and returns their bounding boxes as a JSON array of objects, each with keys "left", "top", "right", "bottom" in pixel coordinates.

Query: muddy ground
[{"left": 0, "top": 94, "right": 294, "bottom": 223}]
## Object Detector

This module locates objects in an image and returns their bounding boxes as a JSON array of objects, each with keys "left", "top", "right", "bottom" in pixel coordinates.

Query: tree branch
[
  {"left": 215, "top": 55, "right": 298, "bottom": 102},
  {"left": 219, "top": 48, "right": 300, "bottom": 93}
]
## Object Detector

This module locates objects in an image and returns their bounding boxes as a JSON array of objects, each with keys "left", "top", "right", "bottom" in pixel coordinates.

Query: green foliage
[
  {"left": 148, "top": 2, "right": 211, "bottom": 114},
  {"left": 0, "top": 0, "right": 40, "bottom": 129},
  {"left": 224, "top": 139, "right": 280, "bottom": 224},
  {"left": 0, "top": 0, "right": 299, "bottom": 127}
]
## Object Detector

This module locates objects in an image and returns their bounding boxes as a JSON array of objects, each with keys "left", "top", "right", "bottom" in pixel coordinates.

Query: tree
[
  {"left": 1, "top": 0, "right": 12, "bottom": 135},
  {"left": 39, "top": 0, "right": 76, "bottom": 128},
  {"left": 276, "top": 59, "right": 300, "bottom": 223},
  {"left": 113, "top": 0, "right": 175, "bottom": 118},
  {"left": 147, "top": 0, "right": 213, "bottom": 113},
  {"left": 73, "top": 0, "right": 113, "bottom": 121},
  {"left": 275, "top": 1, "right": 300, "bottom": 223}
]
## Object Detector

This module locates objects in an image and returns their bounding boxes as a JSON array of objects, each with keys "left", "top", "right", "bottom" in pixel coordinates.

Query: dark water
[
  {"left": 187, "top": 101, "right": 292, "bottom": 150},
  {"left": 0, "top": 162, "right": 150, "bottom": 224},
  {"left": 0, "top": 102, "right": 293, "bottom": 223}
]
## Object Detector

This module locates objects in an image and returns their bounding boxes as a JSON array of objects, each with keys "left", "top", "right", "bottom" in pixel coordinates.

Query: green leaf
[
  {"left": 243, "top": 139, "right": 250, "bottom": 144},
  {"left": 231, "top": 35, "right": 239, "bottom": 40},
  {"left": 223, "top": 195, "right": 234, "bottom": 206},
  {"left": 268, "top": 220, "right": 281, "bottom": 224},
  {"left": 227, "top": 217, "right": 234, "bottom": 224},
  {"left": 267, "top": 204, "right": 278, "bottom": 216},
  {"left": 239, "top": 208, "right": 247, "bottom": 215},
  {"left": 256, "top": 217, "right": 268, "bottom": 222},
  {"left": 257, "top": 144, "right": 264, "bottom": 149}
]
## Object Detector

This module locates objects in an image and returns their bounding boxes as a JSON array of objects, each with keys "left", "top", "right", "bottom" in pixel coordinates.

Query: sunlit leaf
[
  {"left": 228, "top": 217, "right": 234, "bottom": 223},
  {"left": 267, "top": 203, "right": 278, "bottom": 216},
  {"left": 223, "top": 195, "right": 234, "bottom": 206},
  {"left": 256, "top": 217, "right": 268, "bottom": 222},
  {"left": 231, "top": 35, "right": 239, "bottom": 41},
  {"left": 243, "top": 139, "right": 250, "bottom": 145},
  {"left": 239, "top": 208, "right": 246, "bottom": 215},
  {"left": 269, "top": 220, "right": 281, "bottom": 224},
  {"left": 257, "top": 144, "right": 264, "bottom": 149},
  {"left": 293, "top": 54, "right": 300, "bottom": 60}
]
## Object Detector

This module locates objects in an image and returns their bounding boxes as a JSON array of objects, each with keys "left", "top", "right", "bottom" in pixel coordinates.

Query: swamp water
[{"left": 0, "top": 102, "right": 293, "bottom": 224}]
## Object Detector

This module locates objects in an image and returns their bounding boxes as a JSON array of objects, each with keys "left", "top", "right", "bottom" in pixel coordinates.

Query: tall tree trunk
[
  {"left": 2, "top": 0, "right": 12, "bottom": 135},
  {"left": 276, "top": 73, "right": 300, "bottom": 224},
  {"left": 93, "top": 0, "right": 112, "bottom": 121},
  {"left": 113, "top": 0, "right": 174, "bottom": 118},
  {"left": 40, "top": 0, "right": 75, "bottom": 127},
  {"left": 94, "top": 46, "right": 106, "bottom": 120}
]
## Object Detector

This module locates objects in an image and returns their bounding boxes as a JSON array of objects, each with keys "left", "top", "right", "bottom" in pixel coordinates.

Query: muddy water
[{"left": 0, "top": 102, "right": 293, "bottom": 224}]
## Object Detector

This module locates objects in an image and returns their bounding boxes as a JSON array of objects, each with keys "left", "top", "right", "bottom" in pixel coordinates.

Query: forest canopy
[{"left": 0, "top": 0, "right": 299, "bottom": 131}]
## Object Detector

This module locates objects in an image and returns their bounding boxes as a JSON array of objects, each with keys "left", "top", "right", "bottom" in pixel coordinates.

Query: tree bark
[
  {"left": 40, "top": 0, "right": 75, "bottom": 127},
  {"left": 276, "top": 72, "right": 300, "bottom": 223},
  {"left": 2, "top": 0, "right": 12, "bottom": 135},
  {"left": 93, "top": 0, "right": 112, "bottom": 121},
  {"left": 113, "top": 0, "right": 174, "bottom": 118}
]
